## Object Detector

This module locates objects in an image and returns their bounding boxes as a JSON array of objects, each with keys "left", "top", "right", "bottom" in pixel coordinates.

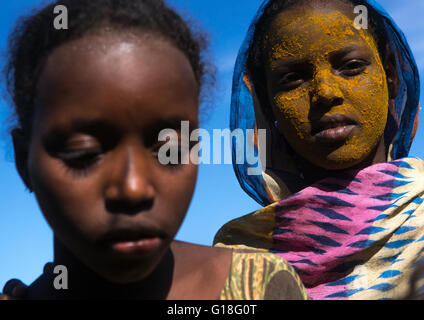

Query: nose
[
  {"left": 104, "top": 146, "right": 155, "bottom": 215},
  {"left": 311, "top": 68, "right": 344, "bottom": 109}
]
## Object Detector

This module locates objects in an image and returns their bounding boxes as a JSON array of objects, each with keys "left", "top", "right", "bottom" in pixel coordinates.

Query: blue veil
[{"left": 230, "top": 0, "right": 420, "bottom": 206}]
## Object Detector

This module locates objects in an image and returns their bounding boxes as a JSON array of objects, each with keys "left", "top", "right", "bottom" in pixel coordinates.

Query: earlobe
[
  {"left": 384, "top": 49, "right": 400, "bottom": 100},
  {"left": 11, "top": 129, "right": 32, "bottom": 191}
]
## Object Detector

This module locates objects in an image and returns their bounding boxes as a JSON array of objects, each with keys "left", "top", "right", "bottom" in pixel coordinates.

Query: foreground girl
[{"left": 1, "top": 0, "right": 307, "bottom": 300}]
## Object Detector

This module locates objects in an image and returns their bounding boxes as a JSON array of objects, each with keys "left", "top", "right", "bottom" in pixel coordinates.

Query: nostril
[
  {"left": 311, "top": 95, "right": 343, "bottom": 109},
  {"left": 332, "top": 97, "right": 344, "bottom": 106},
  {"left": 105, "top": 198, "right": 154, "bottom": 216}
]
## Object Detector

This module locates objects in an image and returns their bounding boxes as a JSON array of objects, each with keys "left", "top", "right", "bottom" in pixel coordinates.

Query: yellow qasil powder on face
[{"left": 264, "top": 8, "right": 389, "bottom": 169}]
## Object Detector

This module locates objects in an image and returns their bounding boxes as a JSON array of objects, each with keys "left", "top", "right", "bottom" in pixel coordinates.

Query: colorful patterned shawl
[
  {"left": 215, "top": 158, "right": 424, "bottom": 299},
  {"left": 214, "top": 0, "right": 423, "bottom": 299}
]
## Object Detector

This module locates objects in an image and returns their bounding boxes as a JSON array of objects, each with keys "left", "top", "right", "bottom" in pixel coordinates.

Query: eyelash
[
  {"left": 276, "top": 59, "right": 369, "bottom": 89},
  {"left": 278, "top": 72, "right": 304, "bottom": 90},
  {"left": 56, "top": 137, "right": 194, "bottom": 177},
  {"left": 339, "top": 59, "right": 369, "bottom": 76},
  {"left": 57, "top": 149, "right": 103, "bottom": 174}
]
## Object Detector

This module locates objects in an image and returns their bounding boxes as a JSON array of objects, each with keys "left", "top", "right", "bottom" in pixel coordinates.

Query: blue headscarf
[{"left": 230, "top": 0, "right": 421, "bottom": 206}]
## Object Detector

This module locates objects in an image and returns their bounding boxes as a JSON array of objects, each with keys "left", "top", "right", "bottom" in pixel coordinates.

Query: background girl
[{"left": 214, "top": 0, "right": 423, "bottom": 300}]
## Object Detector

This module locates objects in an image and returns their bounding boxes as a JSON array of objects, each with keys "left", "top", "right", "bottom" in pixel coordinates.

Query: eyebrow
[
  {"left": 45, "top": 118, "right": 119, "bottom": 137},
  {"left": 269, "top": 58, "right": 309, "bottom": 71},
  {"left": 269, "top": 45, "right": 371, "bottom": 70},
  {"left": 42, "top": 115, "right": 199, "bottom": 149},
  {"left": 152, "top": 118, "right": 195, "bottom": 131},
  {"left": 147, "top": 118, "right": 199, "bottom": 141},
  {"left": 329, "top": 45, "right": 370, "bottom": 60},
  {"left": 142, "top": 117, "right": 199, "bottom": 146},
  {"left": 50, "top": 116, "right": 195, "bottom": 132}
]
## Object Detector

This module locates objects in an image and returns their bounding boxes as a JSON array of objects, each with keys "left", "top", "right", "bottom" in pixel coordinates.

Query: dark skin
[
  {"left": 11, "top": 31, "right": 232, "bottom": 299},
  {"left": 263, "top": 0, "right": 399, "bottom": 187}
]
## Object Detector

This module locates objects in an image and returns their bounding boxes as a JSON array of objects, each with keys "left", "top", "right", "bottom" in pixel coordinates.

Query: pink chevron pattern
[{"left": 271, "top": 161, "right": 404, "bottom": 300}]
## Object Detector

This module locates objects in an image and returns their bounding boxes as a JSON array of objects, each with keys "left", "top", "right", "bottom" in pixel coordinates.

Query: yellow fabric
[{"left": 219, "top": 250, "right": 308, "bottom": 300}]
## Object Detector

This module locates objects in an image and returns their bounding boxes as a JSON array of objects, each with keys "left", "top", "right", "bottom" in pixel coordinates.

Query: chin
[
  {"left": 316, "top": 153, "right": 369, "bottom": 171},
  {"left": 83, "top": 252, "right": 162, "bottom": 285},
  {"left": 96, "top": 263, "right": 155, "bottom": 284},
  {"left": 319, "top": 160, "right": 362, "bottom": 171}
]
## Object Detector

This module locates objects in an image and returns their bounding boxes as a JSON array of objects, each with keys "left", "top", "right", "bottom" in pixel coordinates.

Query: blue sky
[{"left": 0, "top": 0, "right": 423, "bottom": 290}]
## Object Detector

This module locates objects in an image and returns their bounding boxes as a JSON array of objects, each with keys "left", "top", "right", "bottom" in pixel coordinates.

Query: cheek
[
  {"left": 344, "top": 65, "right": 389, "bottom": 133},
  {"left": 329, "top": 66, "right": 389, "bottom": 163},
  {"left": 271, "top": 88, "right": 310, "bottom": 140},
  {"left": 28, "top": 147, "right": 105, "bottom": 240},
  {"left": 155, "top": 164, "right": 198, "bottom": 231}
]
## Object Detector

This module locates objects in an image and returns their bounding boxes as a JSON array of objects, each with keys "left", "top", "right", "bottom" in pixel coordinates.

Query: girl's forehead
[
  {"left": 270, "top": 8, "right": 354, "bottom": 31},
  {"left": 33, "top": 32, "right": 199, "bottom": 131},
  {"left": 266, "top": 8, "right": 378, "bottom": 60},
  {"left": 37, "top": 32, "right": 197, "bottom": 100}
]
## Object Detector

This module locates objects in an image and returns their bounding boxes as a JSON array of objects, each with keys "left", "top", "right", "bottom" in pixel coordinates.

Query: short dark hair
[{"left": 4, "top": 0, "right": 213, "bottom": 138}]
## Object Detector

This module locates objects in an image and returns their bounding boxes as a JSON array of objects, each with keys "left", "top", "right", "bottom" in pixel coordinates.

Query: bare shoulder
[
  {"left": 169, "top": 242, "right": 308, "bottom": 300},
  {"left": 168, "top": 241, "right": 233, "bottom": 299},
  {"left": 171, "top": 240, "right": 232, "bottom": 258},
  {"left": 171, "top": 241, "right": 233, "bottom": 274}
]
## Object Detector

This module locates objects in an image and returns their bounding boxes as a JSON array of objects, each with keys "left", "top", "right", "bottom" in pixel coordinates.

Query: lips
[
  {"left": 98, "top": 226, "right": 165, "bottom": 255},
  {"left": 311, "top": 114, "right": 358, "bottom": 142}
]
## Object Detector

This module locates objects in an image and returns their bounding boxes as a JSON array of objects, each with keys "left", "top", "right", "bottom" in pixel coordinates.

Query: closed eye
[
  {"left": 276, "top": 72, "right": 304, "bottom": 91},
  {"left": 56, "top": 148, "right": 103, "bottom": 170}
]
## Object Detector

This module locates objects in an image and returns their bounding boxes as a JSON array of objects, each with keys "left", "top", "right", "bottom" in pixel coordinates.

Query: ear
[
  {"left": 11, "top": 129, "right": 32, "bottom": 191},
  {"left": 383, "top": 48, "right": 400, "bottom": 100}
]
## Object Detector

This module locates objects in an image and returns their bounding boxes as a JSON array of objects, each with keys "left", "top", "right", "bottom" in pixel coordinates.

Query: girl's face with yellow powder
[{"left": 265, "top": 1, "right": 389, "bottom": 170}]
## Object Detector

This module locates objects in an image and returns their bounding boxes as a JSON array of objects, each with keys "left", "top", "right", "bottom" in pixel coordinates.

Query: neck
[
  {"left": 30, "top": 237, "right": 174, "bottom": 299},
  {"left": 297, "top": 137, "right": 387, "bottom": 188}
]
